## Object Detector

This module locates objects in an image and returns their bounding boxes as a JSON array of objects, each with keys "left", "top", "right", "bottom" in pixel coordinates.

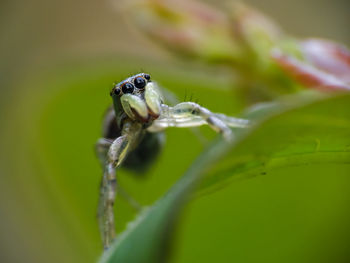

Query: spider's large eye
[
  {"left": 113, "top": 87, "right": 121, "bottom": 95},
  {"left": 121, "top": 82, "right": 134, "bottom": 94},
  {"left": 134, "top": 77, "right": 146, "bottom": 89}
]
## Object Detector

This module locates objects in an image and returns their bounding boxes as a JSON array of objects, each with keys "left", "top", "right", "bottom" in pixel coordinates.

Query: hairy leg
[
  {"left": 96, "top": 121, "right": 143, "bottom": 249},
  {"left": 148, "top": 102, "right": 250, "bottom": 140}
]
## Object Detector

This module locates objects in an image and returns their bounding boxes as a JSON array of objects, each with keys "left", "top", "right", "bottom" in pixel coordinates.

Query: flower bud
[
  {"left": 117, "top": 0, "right": 242, "bottom": 62},
  {"left": 271, "top": 39, "right": 350, "bottom": 91}
]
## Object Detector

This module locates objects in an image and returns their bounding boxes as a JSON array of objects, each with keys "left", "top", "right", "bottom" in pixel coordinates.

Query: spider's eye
[
  {"left": 114, "top": 87, "right": 121, "bottom": 95},
  {"left": 144, "top": 74, "right": 151, "bottom": 81},
  {"left": 121, "top": 82, "right": 134, "bottom": 94},
  {"left": 134, "top": 77, "right": 146, "bottom": 89}
]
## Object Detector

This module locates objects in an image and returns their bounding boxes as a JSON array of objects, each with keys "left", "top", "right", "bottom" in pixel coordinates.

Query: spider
[{"left": 95, "top": 73, "right": 250, "bottom": 249}]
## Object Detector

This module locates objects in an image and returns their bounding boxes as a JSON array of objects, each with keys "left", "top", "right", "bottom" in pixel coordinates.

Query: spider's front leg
[
  {"left": 149, "top": 102, "right": 249, "bottom": 140},
  {"left": 96, "top": 121, "right": 142, "bottom": 249}
]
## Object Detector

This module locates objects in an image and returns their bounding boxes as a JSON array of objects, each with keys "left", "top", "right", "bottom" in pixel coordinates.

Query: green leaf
[
  {"left": 198, "top": 93, "right": 350, "bottom": 196},
  {"left": 100, "top": 93, "right": 350, "bottom": 263},
  {"left": 99, "top": 125, "right": 228, "bottom": 263}
]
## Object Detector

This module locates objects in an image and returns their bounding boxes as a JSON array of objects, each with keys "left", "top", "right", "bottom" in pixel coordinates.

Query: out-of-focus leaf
[{"left": 99, "top": 93, "right": 350, "bottom": 263}]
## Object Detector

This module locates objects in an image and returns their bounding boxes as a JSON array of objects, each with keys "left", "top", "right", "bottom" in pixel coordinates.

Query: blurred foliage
[
  {"left": 1, "top": 0, "right": 350, "bottom": 263},
  {"left": 120, "top": 0, "right": 350, "bottom": 100}
]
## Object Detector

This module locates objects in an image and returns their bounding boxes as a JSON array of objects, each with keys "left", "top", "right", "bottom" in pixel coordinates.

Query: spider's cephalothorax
[
  {"left": 110, "top": 73, "right": 162, "bottom": 124},
  {"left": 96, "top": 73, "right": 250, "bottom": 249}
]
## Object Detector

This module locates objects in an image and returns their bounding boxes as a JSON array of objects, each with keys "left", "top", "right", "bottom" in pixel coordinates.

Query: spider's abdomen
[{"left": 122, "top": 131, "right": 165, "bottom": 173}]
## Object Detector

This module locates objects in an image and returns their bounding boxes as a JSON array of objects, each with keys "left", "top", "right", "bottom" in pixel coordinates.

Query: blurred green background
[{"left": 1, "top": 0, "right": 349, "bottom": 262}]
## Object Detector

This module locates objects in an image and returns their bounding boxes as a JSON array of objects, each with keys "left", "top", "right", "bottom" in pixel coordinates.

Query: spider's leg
[
  {"left": 213, "top": 113, "right": 250, "bottom": 128},
  {"left": 96, "top": 135, "right": 127, "bottom": 250},
  {"left": 96, "top": 138, "right": 112, "bottom": 167},
  {"left": 97, "top": 138, "right": 142, "bottom": 207},
  {"left": 149, "top": 103, "right": 249, "bottom": 141},
  {"left": 156, "top": 85, "right": 208, "bottom": 144},
  {"left": 96, "top": 122, "right": 142, "bottom": 249}
]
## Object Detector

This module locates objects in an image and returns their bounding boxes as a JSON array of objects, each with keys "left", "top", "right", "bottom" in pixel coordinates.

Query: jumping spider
[{"left": 96, "top": 73, "right": 249, "bottom": 249}]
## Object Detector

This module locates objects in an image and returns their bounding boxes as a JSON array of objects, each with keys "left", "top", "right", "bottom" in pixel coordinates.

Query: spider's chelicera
[{"left": 96, "top": 73, "right": 250, "bottom": 249}]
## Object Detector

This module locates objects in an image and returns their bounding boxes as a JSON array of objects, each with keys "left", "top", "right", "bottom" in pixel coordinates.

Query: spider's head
[{"left": 110, "top": 73, "right": 162, "bottom": 122}]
